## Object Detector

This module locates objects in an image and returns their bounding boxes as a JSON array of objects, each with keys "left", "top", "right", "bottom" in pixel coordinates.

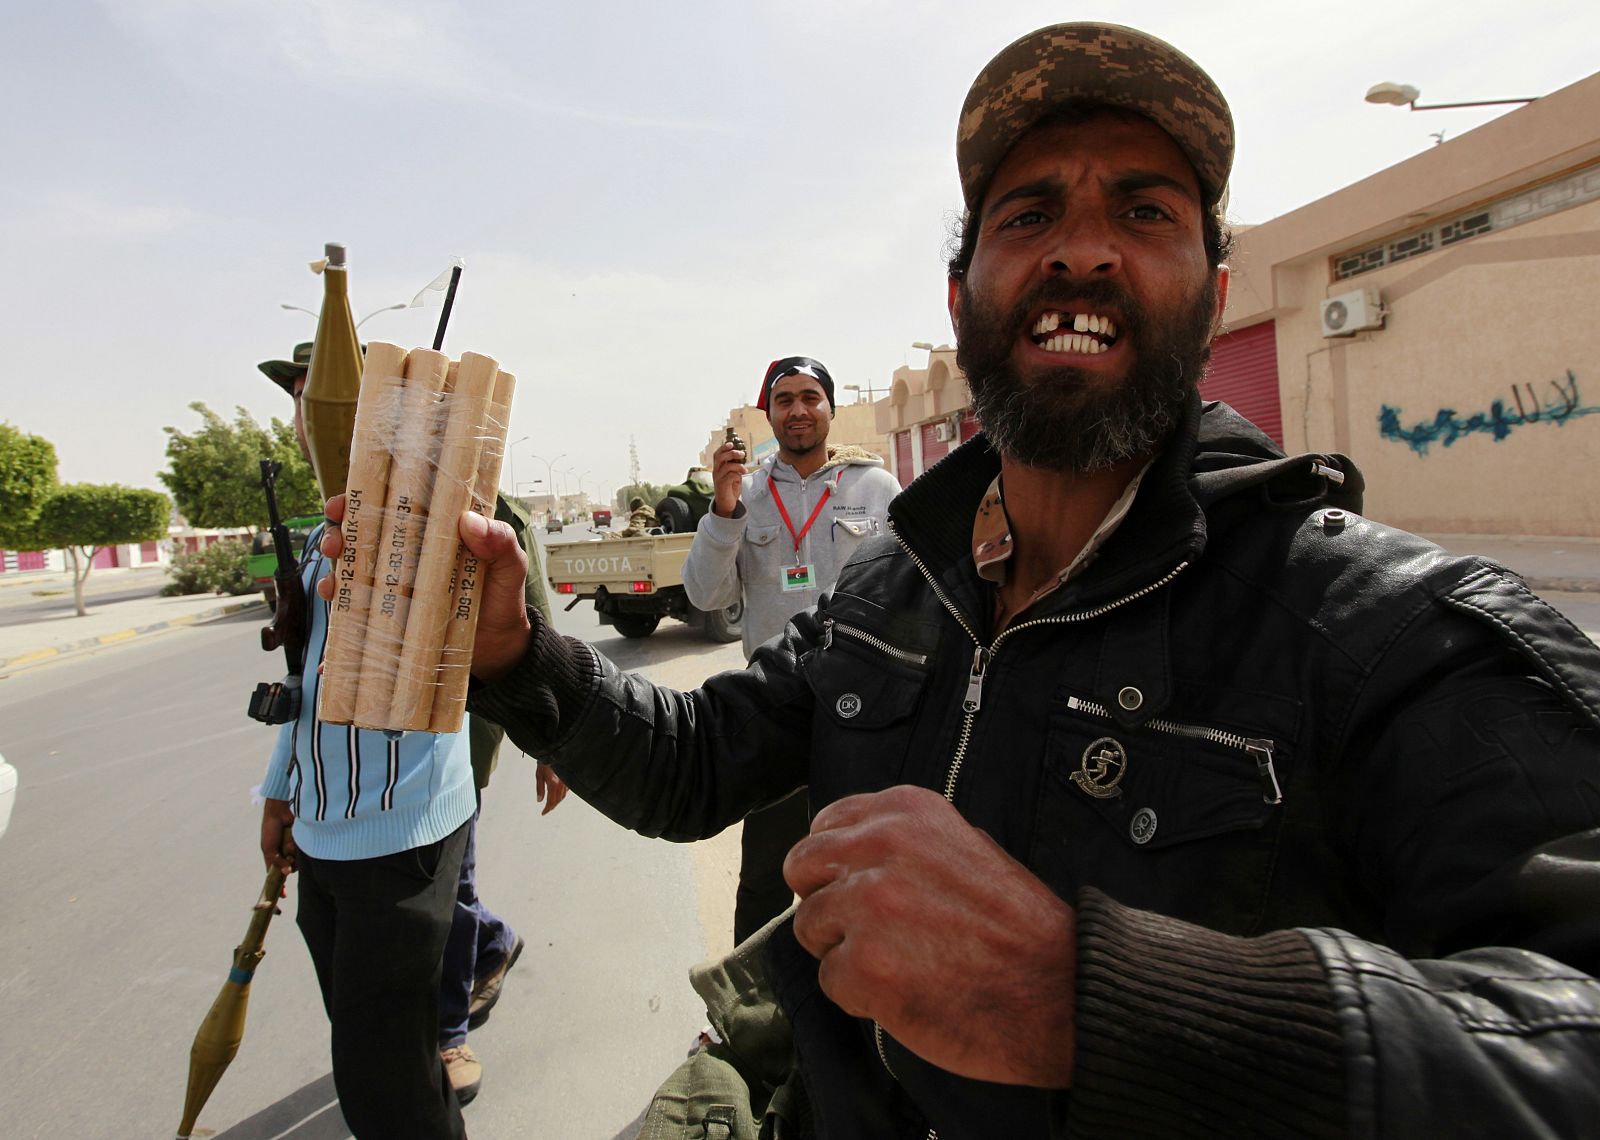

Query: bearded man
[{"left": 324, "top": 22, "right": 1600, "bottom": 1138}]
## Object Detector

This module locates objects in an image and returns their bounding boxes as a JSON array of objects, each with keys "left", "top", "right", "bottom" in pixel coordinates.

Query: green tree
[
  {"left": 613, "top": 481, "right": 671, "bottom": 513},
  {"left": 161, "top": 403, "right": 317, "bottom": 529},
  {"left": 0, "top": 422, "right": 59, "bottom": 551},
  {"left": 34, "top": 484, "right": 171, "bottom": 616}
]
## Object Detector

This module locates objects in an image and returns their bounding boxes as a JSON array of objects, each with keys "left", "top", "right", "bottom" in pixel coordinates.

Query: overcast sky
[{"left": 4, "top": 0, "right": 1596, "bottom": 503}]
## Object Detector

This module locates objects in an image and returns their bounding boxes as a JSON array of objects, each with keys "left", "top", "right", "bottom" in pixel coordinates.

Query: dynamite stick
[
  {"left": 388, "top": 352, "right": 499, "bottom": 730},
  {"left": 428, "top": 368, "right": 516, "bottom": 733},
  {"left": 318, "top": 342, "right": 409, "bottom": 724},
  {"left": 351, "top": 349, "right": 451, "bottom": 729}
]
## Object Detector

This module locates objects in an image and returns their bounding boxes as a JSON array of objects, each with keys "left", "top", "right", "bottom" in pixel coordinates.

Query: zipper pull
[
  {"left": 822, "top": 618, "right": 834, "bottom": 649},
  {"left": 962, "top": 645, "right": 990, "bottom": 713},
  {"left": 1247, "top": 740, "right": 1282, "bottom": 805}
]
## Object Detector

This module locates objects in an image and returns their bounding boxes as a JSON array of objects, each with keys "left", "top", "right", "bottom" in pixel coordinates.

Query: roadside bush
[{"left": 162, "top": 540, "right": 255, "bottom": 596}]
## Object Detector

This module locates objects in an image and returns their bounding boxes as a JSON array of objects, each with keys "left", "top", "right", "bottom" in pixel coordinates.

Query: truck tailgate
[{"left": 545, "top": 532, "right": 695, "bottom": 593}]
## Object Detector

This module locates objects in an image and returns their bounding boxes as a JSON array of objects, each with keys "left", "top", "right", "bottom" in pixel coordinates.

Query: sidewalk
[{"left": 0, "top": 570, "right": 264, "bottom": 676}]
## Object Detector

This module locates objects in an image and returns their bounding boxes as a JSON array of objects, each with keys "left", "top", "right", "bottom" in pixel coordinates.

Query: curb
[{"left": 0, "top": 597, "right": 265, "bottom": 676}]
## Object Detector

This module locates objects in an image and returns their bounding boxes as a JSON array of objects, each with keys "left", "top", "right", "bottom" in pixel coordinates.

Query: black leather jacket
[{"left": 472, "top": 394, "right": 1600, "bottom": 1138}]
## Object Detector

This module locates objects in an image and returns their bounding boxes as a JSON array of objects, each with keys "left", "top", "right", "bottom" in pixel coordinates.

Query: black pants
[
  {"left": 734, "top": 788, "right": 811, "bottom": 945},
  {"left": 296, "top": 820, "right": 470, "bottom": 1140}
]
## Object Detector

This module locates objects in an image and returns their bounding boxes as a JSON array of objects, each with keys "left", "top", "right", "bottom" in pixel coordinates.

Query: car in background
[
  {"left": 545, "top": 516, "right": 564, "bottom": 534},
  {"left": 247, "top": 516, "right": 324, "bottom": 608},
  {"left": 0, "top": 751, "right": 17, "bottom": 841},
  {"left": 592, "top": 508, "right": 613, "bottom": 530}
]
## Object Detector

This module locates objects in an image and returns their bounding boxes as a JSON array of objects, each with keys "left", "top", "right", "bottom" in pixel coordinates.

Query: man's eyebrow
[
  {"left": 983, "top": 169, "right": 1197, "bottom": 221},
  {"left": 983, "top": 178, "right": 1061, "bottom": 221},
  {"left": 1112, "top": 170, "right": 1198, "bottom": 200}
]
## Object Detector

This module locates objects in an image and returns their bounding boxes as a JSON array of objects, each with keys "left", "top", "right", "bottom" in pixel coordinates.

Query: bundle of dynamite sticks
[{"left": 318, "top": 342, "right": 514, "bottom": 734}]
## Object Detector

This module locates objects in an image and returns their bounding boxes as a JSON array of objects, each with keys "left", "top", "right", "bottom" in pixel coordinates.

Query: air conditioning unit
[
  {"left": 933, "top": 420, "right": 957, "bottom": 443},
  {"left": 1320, "top": 288, "right": 1384, "bottom": 337}
]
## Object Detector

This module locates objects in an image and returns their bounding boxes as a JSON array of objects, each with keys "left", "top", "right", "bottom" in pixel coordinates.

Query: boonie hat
[
  {"left": 258, "top": 342, "right": 312, "bottom": 395},
  {"left": 957, "top": 22, "right": 1234, "bottom": 213}
]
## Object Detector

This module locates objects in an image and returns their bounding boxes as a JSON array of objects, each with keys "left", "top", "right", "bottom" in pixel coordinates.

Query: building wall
[
  {"left": 698, "top": 400, "right": 892, "bottom": 469},
  {"left": 1226, "top": 71, "right": 1600, "bottom": 537},
  {"left": 1277, "top": 200, "right": 1600, "bottom": 534}
]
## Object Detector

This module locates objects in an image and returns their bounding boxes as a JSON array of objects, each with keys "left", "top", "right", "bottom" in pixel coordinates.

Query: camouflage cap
[{"left": 957, "top": 23, "right": 1233, "bottom": 213}]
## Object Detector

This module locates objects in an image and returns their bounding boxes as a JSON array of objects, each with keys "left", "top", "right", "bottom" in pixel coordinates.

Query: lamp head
[{"left": 1366, "top": 82, "right": 1421, "bottom": 106}]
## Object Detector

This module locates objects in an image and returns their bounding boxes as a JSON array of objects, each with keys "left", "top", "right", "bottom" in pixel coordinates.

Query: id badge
[{"left": 781, "top": 563, "right": 816, "bottom": 592}]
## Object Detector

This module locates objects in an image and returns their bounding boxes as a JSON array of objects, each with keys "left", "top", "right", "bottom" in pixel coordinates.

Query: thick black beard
[{"left": 956, "top": 276, "right": 1217, "bottom": 473}]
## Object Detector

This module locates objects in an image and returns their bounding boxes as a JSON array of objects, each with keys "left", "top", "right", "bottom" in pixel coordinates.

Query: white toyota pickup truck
[{"left": 544, "top": 530, "right": 742, "bottom": 642}]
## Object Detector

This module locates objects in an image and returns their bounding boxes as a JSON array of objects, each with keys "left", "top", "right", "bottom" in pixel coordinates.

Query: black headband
[{"left": 758, "top": 356, "right": 835, "bottom": 412}]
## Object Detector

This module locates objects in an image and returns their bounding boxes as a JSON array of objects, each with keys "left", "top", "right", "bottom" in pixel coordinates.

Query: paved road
[
  {"left": 1, "top": 526, "right": 1593, "bottom": 1138},
  {"left": 0, "top": 588, "right": 745, "bottom": 1140}
]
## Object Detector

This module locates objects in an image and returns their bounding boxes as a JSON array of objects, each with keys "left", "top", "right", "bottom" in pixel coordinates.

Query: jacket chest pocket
[
  {"left": 746, "top": 524, "right": 782, "bottom": 549},
  {"left": 829, "top": 514, "right": 882, "bottom": 543},
  {"left": 802, "top": 609, "right": 936, "bottom": 807},
  {"left": 1029, "top": 691, "right": 1296, "bottom": 936}
]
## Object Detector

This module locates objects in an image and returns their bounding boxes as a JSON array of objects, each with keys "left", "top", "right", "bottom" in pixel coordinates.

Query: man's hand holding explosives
[
  {"left": 317, "top": 496, "right": 533, "bottom": 681},
  {"left": 318, "top": 495, "right": 1078, "bottom": 1087}
]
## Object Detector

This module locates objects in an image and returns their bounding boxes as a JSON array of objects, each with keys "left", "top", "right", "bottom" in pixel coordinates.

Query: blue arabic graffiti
[{"left": 1379, "top": 370, "right": 1600, "bottom": 457}]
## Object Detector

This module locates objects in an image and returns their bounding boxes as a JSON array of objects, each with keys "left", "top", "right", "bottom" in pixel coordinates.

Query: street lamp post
[
  {"left": 531, "top": 452, "right": 567, "bottom": 516},
  {"left": 280, "top": 301, "right": 408, "bottom": 328},
  {"left": 506, "top": 436, "right": 530, "bottom": 497},
  {"left": 1364, "top": 82, "right": 1537, "bottom": 112},
  {"left": 842, "top": 383, "right": 885, "bottom": 404},
  {"left": 356, "top": 303, "right": 407, "bottom": 329}
]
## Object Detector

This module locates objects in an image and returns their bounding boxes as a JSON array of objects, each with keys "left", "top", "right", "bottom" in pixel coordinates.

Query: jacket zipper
[
  {"left": 823, "top": 618, "right": 931, "bottom": 667},
  {"left": 877, "top": 523, "right": 1190, "bottom": 1133},
  {"left": 1065, "top": 695, "right": 1283, "bottom": 805}
]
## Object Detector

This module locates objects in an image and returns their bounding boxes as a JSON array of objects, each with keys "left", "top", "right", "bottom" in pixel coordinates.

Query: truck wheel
[
  {"left": 699, "top": 600, "right": 743, "bottom": 643},
  {"left": 612, "top": 613, "right": 661, "bottom": 638},
  {"left": 655, "top": 495, "right": 694, "bottom": 534}
]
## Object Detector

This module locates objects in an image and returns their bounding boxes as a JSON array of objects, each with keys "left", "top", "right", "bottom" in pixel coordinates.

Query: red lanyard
[{"left": 768, "top": 474, "right": 831, "bottom": 554}]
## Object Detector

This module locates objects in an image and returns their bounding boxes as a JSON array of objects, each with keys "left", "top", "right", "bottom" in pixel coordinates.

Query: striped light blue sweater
[{"left": 260, "top": 530, "right": 476, "bottom": 861}]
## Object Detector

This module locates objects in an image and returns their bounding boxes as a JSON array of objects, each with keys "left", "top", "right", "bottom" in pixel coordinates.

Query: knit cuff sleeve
[
  {"left": 466, "top": 605, "right": 599, "bottom": 754},
  {"left": 1068, "top": 888, "right": 1347, "bottom": 1139}
]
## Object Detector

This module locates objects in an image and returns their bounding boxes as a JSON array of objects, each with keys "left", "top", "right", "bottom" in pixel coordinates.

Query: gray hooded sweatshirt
[{"left": 682, "top": 445, "right": 901, "bottom": 660}]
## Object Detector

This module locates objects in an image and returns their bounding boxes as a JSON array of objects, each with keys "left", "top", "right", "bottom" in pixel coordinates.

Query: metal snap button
[
  {"left": 1319, "top": 508, "right": 1347, "bottom": 534},
  {"left": 1117, "top": 686, "right": 1143, "bottom": 711},
  {"left": 835, "top": 693, "right": 863, "bottom": 719},
  {"left": 1130, "top": 807, "right": 1158, "bottom": 845}
]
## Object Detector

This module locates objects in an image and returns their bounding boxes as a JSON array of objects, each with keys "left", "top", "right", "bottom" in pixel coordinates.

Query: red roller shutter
[
  {"left": 1201, "top": 321, "right": 1281, "bottom": 445},
  {"left": 920, "top": 420, "right": 951, "bottom": 469},
  {"left": 959, "top": 410, "right": 980, "bottom": 443},
  {"left": 894, "top": 430, "right": 914, "bottom": 487}
]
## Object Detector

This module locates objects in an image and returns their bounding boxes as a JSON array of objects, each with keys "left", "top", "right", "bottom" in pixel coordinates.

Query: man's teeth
[
  {"left": 1031, "top": 311, "right": 1117, "bottom": 340},
  {"left": 1042, "top": 333, "right": 1108, "bottom": 354}
]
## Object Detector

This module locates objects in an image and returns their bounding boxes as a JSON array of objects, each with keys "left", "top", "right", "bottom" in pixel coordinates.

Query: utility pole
[{"left": 628, "top": 434, "right": 641, "bottom": 486}]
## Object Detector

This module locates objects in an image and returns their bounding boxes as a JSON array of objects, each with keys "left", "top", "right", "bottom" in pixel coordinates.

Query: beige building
[
  {"left": 874, "top": 71, "right": 1600, "bottom": 538},
  {"left": 697, "top": 398, "right": 892, "bottom": 470},
  {"left": 873, "top": 347, "right": 979, "bottom": 486},
  {"left": 1220, "top": 70, "right": 1600, "bottom": 537}
]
